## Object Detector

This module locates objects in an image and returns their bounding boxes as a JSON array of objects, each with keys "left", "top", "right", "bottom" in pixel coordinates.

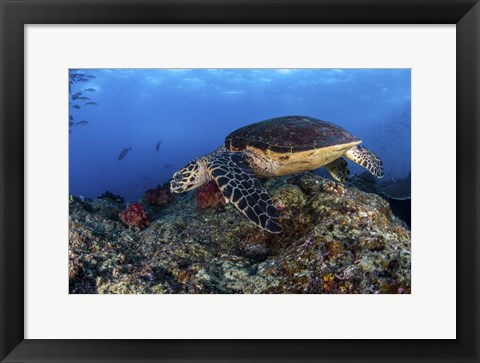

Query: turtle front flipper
[
  {"left": 345, "top": 145, "right": 384, "bottom": 178},
  {"left": 325, "top": 157, "right": 350, "bottom": 182},
  {"left": 207, "top": 152, "right": 282, "bottom": 233}
]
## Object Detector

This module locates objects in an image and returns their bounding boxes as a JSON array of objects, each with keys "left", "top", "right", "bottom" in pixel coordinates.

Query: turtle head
[{"left": 170, "top": 159, "right": 209, "bottom": 193}]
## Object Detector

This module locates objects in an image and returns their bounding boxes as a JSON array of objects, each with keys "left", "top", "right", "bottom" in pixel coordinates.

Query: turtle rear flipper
[
  {"left": 325, "top": 157, "right": 350, "bottom": 182},
  {"left": 345, "top": 145, "right": 384, "bottom": 178},
  {"left": 208, "top": 152, "right": 282, "bottom": 233}
]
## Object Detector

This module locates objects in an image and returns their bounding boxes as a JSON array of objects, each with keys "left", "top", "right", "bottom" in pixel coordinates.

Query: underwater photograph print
[{"left": 69, "top": 69, "right": 411, "bottom": 294}]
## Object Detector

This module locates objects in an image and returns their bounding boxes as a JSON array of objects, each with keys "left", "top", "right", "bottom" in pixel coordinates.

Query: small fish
[
  {"left": 69, "top": 115, "right": 73, "bottom": 120},
  {"left": 118, "top": 147, "right": 133, "bottom": 160},
  {"left": 156, "top": 140, "right": 162, "bottom": 151},
  {"left": 86, "top": 75, "right": 96, "bottom": 79},
  {"left": 72, "top": 96, "right": 80, "bottom": 100},
  {"left": 84, "top": 88, "right": 96, "bottom": 93},
  {"left": 72, "top": 92, "right": 82, "bottom": 97},
  {"left": 78, "top": 96, "right": 89, "bottom": 100},
  {"left": 72, "top": 105, "right": 81, "bottom": 109},
  {"left": 164, "top": 163, "right": 172, "bottom": 168},
  {"left": 76, "top": 120, "right": 88, "bottom": 126},
  {"left": 85, "top": 102, "right": 98, "bottom": 106},
  {"left": 69, "top": 121, "right": 74, "bottom": 127},
  {"left": 78, "top": 78, "right": 90, "bottom": 82}
]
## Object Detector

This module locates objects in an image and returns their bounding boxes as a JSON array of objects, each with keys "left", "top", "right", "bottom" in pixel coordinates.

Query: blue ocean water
[{"left": 69, "top": 69, "right": 411, "bottom": 202}]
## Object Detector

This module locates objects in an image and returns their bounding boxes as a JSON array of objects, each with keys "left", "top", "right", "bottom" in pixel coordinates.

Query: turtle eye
[{"left": 174, "top": 173, "right": 183, "bottom": 182}]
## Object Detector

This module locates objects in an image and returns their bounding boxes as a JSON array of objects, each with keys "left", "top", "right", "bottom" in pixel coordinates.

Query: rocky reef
[{"left": 69, "top": 173, "right": 411, "bottom": 294}]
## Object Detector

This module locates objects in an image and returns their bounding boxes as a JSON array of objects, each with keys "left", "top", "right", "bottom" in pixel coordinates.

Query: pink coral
[
  {"left": 196, "top": 180, "right": 226, "bottom": 210},
  {"left": 144, "top": 183, "right": 174, "bottom": 206},
  {"left": 119, "top": 203, "right": 150, "bottom": 228}
]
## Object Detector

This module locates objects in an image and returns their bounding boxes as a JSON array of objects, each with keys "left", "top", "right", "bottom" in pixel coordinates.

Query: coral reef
[
  {"left": 195, "top": 180, "right": 226, "bottom": 210},
  {"left": 143, "top": 183, "right": 174, "bottom": 206},
  {"left": 118, "top": 203, "right": 150, "bottom": 229},
  {"left": 69, "top": 173, "right": 410, "bottom": 294},
  {"left": 97, "top": 190, "right": 125, "bottom": 204},
  {"left": 346, "top": 171, "right": 411, "bottom": 228},
  {"left": 322, "top": 180, "right": 346, "bottom": 196},
  {"left": 346, "top": 171, "right": 379, "bottom": 194}
]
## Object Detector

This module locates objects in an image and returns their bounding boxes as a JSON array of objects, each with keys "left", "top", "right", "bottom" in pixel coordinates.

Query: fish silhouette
[
  {"left": 118, "top": 147, "right": 133, "bottom": 160},
  {"left": 156, "top": 140, "right": 162, "bottom": 151}
]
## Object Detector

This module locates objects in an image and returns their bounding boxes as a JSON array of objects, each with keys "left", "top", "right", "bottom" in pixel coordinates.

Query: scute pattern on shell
[{"left": 225, "top": 115, "right": 360, "bottom": 153}]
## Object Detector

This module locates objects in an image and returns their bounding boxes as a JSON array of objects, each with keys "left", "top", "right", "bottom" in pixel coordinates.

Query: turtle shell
[{"left": 225, "top": 116, "right": 360, "bottom": 153}]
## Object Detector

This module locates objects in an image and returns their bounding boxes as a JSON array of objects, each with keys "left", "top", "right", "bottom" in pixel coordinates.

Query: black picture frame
[{"left": 1, "top": 1, "right": 478, "bottom": 362}]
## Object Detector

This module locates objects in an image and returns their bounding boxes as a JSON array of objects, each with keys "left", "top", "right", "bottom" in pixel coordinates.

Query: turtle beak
[{"left": 170, "top": 179, "right": 181, "bottom": 193}]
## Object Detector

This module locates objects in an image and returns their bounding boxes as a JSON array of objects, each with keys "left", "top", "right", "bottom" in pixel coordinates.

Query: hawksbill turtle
[{"left": 170, "top": 116, "right": 383, "bottom": 233}]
